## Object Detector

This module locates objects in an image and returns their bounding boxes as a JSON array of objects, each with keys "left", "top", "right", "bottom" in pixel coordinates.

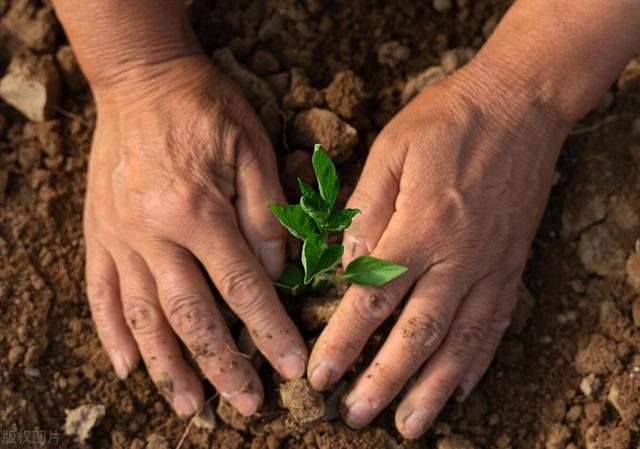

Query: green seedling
[{"left": 269, "top": 144, "right": 407, "bottom": 295}]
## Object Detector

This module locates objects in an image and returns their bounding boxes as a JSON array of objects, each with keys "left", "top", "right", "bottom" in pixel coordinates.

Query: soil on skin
[{"left": 1, "top": 1, "right": 640, "bottom": 448}]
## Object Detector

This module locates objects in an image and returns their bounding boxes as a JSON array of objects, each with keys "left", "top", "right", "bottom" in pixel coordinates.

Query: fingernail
[
  {"left": 402, "top": 409, "right": 430, "bottom": 439},
  {"left": 226, "top": 392, "right": 261, "bottom": 416},
  {"left": 173, "top": 393, "right": 199, "bottom": 417},
  {"left": 111, "top": 350, "right": 132, "bottom": 380},
  {"left": 278, "top": 353, "right": 306, "bottom": 380},
  {"left": 342, "top": 400, "right": 371, "bottom": 429},
  {"left": 309, "top": 362, "right": 334, "bottom": 390},
  {"left": 258, "top": 240, "right": 285, "bottom": 280}
]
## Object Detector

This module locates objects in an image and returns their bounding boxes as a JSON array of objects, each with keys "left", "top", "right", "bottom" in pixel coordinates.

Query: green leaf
[
  {"left": 273, "top": 263, "right": 307, "bottom": 295},
  {"left": 312, "top": 144, "right": 339, "bottom": 208},
  {"left": 340, "top": 255, "right": 408, "bottom": 286},
  {"left": 268, "top": 203, "right": 317, "bottom": 240},
  {"left": 326, "top": 208, "right": 360, "bottom": 231},
  {"left": 301, "top": 234, "right": 344, "bottom": 284},
  {"left": 300, "top": 195, "right": 330, "bottom": 228},
  {"left": 298, "top": 178, "right": 323, "bottom": 203}
]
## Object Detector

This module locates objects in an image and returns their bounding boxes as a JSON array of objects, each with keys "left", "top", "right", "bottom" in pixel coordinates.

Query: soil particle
[
  {"left": 64, "top": 404, "right": 106, "bottom": 442},
  {"left": 279, "top": 378, "right": 326, "bottom": 425},
  {"left": 1, "top": 0, "right": 57, "bottom": 52},
  {"left": 300, "top": 295, "right": 341, "bottom": 331},
  {"left": 625, "top": 249, "right": 640, "bottom": 290},
  {"left": 579, "top": 373, "right": 601, "bottom": 397},
  {"left": 282, "top": 68, "right": 323, "bottom": 110},
  {"left": 440, "top": 47, "right": 476, "bottom": 73},
  {"left": 145, "top": 432, "right": 170, "bottom": 449},
  {"left": 0, "top": 52, "right": 61, "bottom": 122},
  {"left": 401, "top": 66, "right": 445, "bottom": 105},
  {"left": 545, "top": 423, "right": 572, "bottom": 449},
  {"left": 584, "top": 424, "right": 631, "bottom": 449},
  {"left": 217, "top": 398, "right": 254, "bottom": 431},
  {"left": 607, "top": 372, "right": 640, "bottom": 422},
  {"left": 55, "top": 45, "right": 87, "bottom": 92},
  {"left": 574, "top": 334, "right": 619, "bottom": 375},
  {"left": 436, "top": 434, "right": 477, "bottom": 449},
  {"left": 577, "top": 224, "right": 627, "bottom": 278},
  {"left": 250, "top": 49, "right": 280, "bottom": 75},
  {"left": 377, "top": 41, "right": 411, "bottom": 68},
  {"left": 292, "top": 108, "right": 358, "bottom": 160},
  {"left": 193, "top": 403, "right": 217, "bottom": 430},
  {"left": 323, "top": 70, "right": 366, "bottom": 119}
]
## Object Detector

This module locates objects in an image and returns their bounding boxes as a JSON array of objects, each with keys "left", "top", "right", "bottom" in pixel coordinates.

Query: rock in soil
[
  {"left": 145, "top": 432, "right": 170, "bottom": 449},
  {"left": 323, "top": 70, "right": 366, "bottom": 119},
  {"left": 607, "top": 373, "right": 640, "bottom": 422},
  {"left": 545, "top": 423, "right": 571, "bottom": 449},
  {"left": 0, "top": 52, "right": 61, "bottom": 122},
  {"left": 64, "top": 404, "right": 106, "bottom": 442},
  {"left": 574, "top": 334, "right": 619, "bottom": 375},
  {"left": 401, "top": 66, "right": 445, "bottom": 105},
  {"left": 577, "top": 224, "right": 626, "bottom": 278},
  {"left": 279, "top": 379, "right": 326, "bottom": 425},
  {"left": 282, "top": 68, "right": 323, "bottom": 110},
  {"left": 292, "top": 108, "right": 358, "bottom": 160},
  {"left": 193, "top": 403, "right": 217, "bottom": 430}
]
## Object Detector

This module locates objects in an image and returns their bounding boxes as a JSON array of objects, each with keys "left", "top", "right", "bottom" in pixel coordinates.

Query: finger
[
  {"left": 455, "top": 277, "right": 519, "bottom": 401},
  {"left": 308, "top": 213, "right": 427, "bottom": 391},
  {"left": 342, "top": 140, "right": 401, "bottom": 266},
  {"left": 144, "top": 242, "right": 264, "bottom": 416},
  {"left": 85, "top": 237, "right": 139, "bottom": 380},
  {"left": 339, "top": 263, "right": 470, "bottom": 429},
  {"left": 117, "top": 249, "right": 204, "bottom": 418},
  {"left": 188, "top": 217, "right": 309, "bottom": 382},
  {"left": 394, "top": 274, "right": 503, "bottom": 439},
  {"left": 235, "top": 134, "right": 287, "bottom": 280}
]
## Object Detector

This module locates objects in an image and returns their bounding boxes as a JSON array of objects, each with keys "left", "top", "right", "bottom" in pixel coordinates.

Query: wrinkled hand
[
  {"left": 84, "top": 56, "right": 307, "bottom": 417},
  {"left": 307, "top": 67, "right": 571, "bottom": 438}
]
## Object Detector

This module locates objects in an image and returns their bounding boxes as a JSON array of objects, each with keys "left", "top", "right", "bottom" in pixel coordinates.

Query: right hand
[{"left": 84, "top": 55, "right": 308, "bottom": 417}]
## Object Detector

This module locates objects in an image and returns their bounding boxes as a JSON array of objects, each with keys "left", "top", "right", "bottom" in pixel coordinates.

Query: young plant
[{"left": 268, "top": 144, "right": 407, "bottom": 295}]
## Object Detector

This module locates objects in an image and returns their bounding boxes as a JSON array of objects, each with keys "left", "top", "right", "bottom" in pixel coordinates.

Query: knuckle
[
  {"left": 123, "top": 295, "right": 163, "bottom": 335},
  {"left": 449, "top": 320, "right": 486, "bottom": 361},
  {"left": 351, "top": 285, "right": 397, "bottom": 325},
  {"left": 370, "top": 362, "right": 405, "bottom": 394},
  {"left": 86, "top": 275, "right": 117, "bottom": 303},
  {"left": 401, "top": 312, "right": 447, "bottom": 361},
  {"left": 164, "top": 292, "right": 208, "bottom": 338},
  {"left": 218, "top": 265, "right": 266, "bottom": 314}
]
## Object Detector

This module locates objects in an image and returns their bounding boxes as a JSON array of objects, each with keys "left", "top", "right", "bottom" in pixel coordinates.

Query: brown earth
[{"left": 1, "top": 1, "right": 640, "bottom": 448}]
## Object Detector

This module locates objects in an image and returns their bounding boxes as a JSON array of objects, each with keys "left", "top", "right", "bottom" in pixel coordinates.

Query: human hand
[
  {"left": 84, "top": 55, "right": 307, "bottom": 417},
  {"left": 306, "top": 65, "right": 571, "bottom": 437}
]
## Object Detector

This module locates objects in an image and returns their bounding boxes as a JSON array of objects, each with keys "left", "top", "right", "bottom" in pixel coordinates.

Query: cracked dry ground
[{"left": 1, "top": 1, "right": 640, "bottom": 448}]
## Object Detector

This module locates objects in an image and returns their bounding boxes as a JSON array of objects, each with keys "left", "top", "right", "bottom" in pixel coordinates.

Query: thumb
[
  {"left": 235, "top": 135, "right": 287, "bottom": 280},
  {"left": 342, "top": 138, "right": 402, "bottom": 266}
]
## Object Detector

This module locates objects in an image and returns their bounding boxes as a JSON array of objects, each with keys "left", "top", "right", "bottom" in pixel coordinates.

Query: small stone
[
  {"left": 580, "top": 373, "right": 601, "bottom": 396},
  {"left": 0, "top": 53, "right": 61, "bottom": 122},
  {"left": 145, "top": 433, "right": 169, "bottom": 449},
  {"left": 292, "top": 108, "right": 358, "bottom": 160},
  {"left": 377, "top": 41, "right": 411, "bottom": 68},
  {"left": 401, "top": 66, "right": 445, "bottom": 105},
  {"left": 193, "top": 403, "right": 217, "bottom": 430},
  {"left": 577, "top": 224, "right": 626, "bottom": 278},
  {"left": 56, "top": 45, "right": 87, "bottom": 92},
  {"left": 433, "top": 0, "right": 452, "bottom": 12},
  {"left": 64, "top": 404, "right": 106, "bottom": 442},
  {"left": 626, "top": 251, "right": 640, "bottom": 290},
  {"left": 323, "top": 70, "right": 365, "bottom": 119},
  {"left": 279, "top": 379, "right": 325, "bottom": 425},
  {"left": 608, "top": 374, "right": 640, "bottom": 422}
]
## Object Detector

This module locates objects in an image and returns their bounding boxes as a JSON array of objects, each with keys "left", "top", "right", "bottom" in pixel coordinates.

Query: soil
[{"left": 1, "top": 1, "right": 639, "bottom": 448}]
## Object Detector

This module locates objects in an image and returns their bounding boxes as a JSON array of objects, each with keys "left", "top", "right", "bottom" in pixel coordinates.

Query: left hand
[{"left": 306, "top": 65, "right": 571, "bottom": 438}]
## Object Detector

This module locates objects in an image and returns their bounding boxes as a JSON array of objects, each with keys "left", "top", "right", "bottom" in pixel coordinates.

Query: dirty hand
[
  {"left": 84, "top": 56, "right": 307, "bottom": 417},
  {"left": 307, "top": 67, "right": 569, "bottom": 436}
]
